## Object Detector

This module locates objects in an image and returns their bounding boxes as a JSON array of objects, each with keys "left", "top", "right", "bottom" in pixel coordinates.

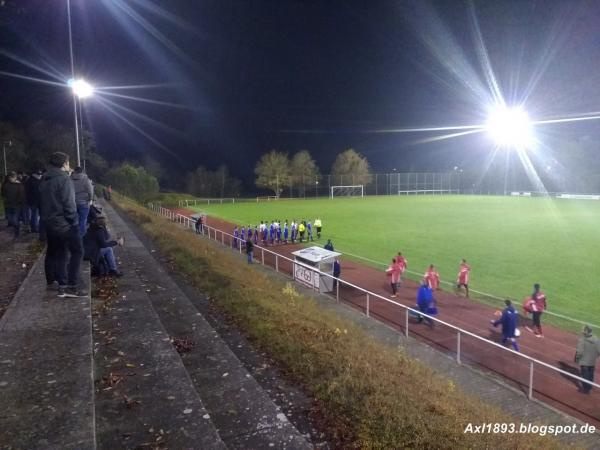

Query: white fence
[
  {"left": 148, "top": 202, "right": 600, "bottom": 424},
  {"left": 178, "top": 198, "right": 235, "bottom": 207}
]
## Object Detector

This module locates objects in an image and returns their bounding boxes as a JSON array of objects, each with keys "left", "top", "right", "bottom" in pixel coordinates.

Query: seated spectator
[
  {"left": 84, "top": 216, "right": 124, "bottom": 277},
  {"left": 324, "top": 239, "right": 334, "bottom": 251}
]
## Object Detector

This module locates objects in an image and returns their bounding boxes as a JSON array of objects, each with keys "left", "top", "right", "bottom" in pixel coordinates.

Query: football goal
[
  {"left": 330, "top": 185, "right": 364, "bottom": 198},
  {"left": 256, "top": 196, "right": 279, "bottom": 203}
]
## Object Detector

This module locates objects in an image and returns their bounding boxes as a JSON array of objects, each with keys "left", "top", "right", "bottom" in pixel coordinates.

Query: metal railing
[
  {"left": 147, "top": 202, "right": 600, "bottom": 423},
  {"left": 177, "top": 198, "right": 236, "bottom": 207}
]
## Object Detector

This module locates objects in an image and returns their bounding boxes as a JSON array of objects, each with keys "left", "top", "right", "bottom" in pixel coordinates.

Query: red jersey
[
  {"left": 532, "top": 291, "right": 546, "bottom": 312},
  {"left": 386, "top": 262, "right": 402, "bottom": 284},
  {"left": 396, "top": 255, "right": 407, "bottom": 273},
  {"left": 424, "top": 268, "right": 440, "bottom": 290},
  {"left": 457, "top": 263, "right": 470, "bottom": 285}
]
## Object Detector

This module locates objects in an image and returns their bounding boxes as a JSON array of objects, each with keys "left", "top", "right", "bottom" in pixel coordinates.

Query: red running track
[{"left": 170, "top": 208, "right": 600, "bottom": 427}]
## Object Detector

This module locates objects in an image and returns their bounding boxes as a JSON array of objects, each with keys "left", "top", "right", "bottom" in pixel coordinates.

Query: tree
[
  {"left": 106, "top": 163, "right": 159, "bottom": 201},
  {"left": 331, "top": 149, "right": 373, "bottom": 186},
  {"left": 254, "top": 150, "right": 290, "bottom": 196},
  {"left": 289, "top": 150, "right": 320, "bottom": 197},
  {"left": 185, "top": 165, "right": 241, "bottom": 198}
]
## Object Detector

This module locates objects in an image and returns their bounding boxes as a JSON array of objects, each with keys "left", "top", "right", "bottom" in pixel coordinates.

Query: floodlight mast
[{"left": 68, "top": 78, "right": 94, "bottom": 167}]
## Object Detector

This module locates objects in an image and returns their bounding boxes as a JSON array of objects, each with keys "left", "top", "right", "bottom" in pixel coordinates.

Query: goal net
[
  {"left": 330, "top": 185, "right": 364, "bottom": 198},
  {"left": 256, "top": 196, "right": 279, "bottom": 203}
]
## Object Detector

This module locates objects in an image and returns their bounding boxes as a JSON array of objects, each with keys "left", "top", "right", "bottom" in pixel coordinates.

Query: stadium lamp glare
[
  {"left": 485, "top": 106, "right": 533, "bottom": 148},
  {"left": 68, "top": 78, "right": 94, "bottom": 99}
]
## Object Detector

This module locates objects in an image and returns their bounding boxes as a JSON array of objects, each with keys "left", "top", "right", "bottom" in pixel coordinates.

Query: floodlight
[
  {"left": 68, "top": 78, "right": 94, "bottom": 99},
  {"left": 485, "top": 106, "right": 533, "bottom": 148}
]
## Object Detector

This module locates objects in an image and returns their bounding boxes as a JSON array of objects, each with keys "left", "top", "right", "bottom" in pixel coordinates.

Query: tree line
[{"left": 254, "top": 148, "right": 372, "bottom": 197}]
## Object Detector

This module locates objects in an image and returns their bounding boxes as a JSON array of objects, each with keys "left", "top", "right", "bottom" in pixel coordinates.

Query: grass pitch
[{"left": 189, "top": 195, "right": 600, "bottom": 326}]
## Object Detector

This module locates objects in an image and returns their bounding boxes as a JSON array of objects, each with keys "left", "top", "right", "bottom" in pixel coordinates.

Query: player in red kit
[
  {"left": 424, "top": 264, "right": 440, "bottom": 290},
  {"left": 396, "top": 252, "right": 407, "bottom": 285},
  {"left": 525, "top": 283, "right": 547, "bottom": 338},
  {"left": 456, "top": 259, "right": 471, "bottom": 298}
]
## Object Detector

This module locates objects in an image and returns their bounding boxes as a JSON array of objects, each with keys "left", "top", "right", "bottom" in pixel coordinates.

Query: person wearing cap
[{"left": 575, "top": 325, "right": 600, "bottom": 394}]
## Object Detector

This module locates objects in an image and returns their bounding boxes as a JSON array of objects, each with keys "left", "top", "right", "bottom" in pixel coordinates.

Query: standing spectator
[
  {"left": 2, "top": 171, "right": 25, "bottom": 238},
  {"left": 456, "top": 259, "right": 471, "bottom": 298},
  {"left": 386, "top": 258, "right": 402, "bottom": 298},
  {"left": 245, "top": 237, "right": 254, "bottom": 264},
  {"left": 324, "top": 239, "right": 334, "bottom": 251},
  {"left": 71, "top": 167, "right": 94, "bottom": 236},
  {"left": 314, "top": 217, "right": 322, "bottom": 239},
  {"left": 333, "top": 257, "right": 341, "bottom": 291},
  {"left": 424, "top": 264, "right": 440, "bottom": 290},
  {"left": 490, "top": 299, "right": 520, "bottom": 351},
  {"left": 106, "top": 184, "right": 112, "bottom": 201},
  {"left": 525, "top": 283, "right": 547, "bottom": 338},
  {"left": 25, "top": 170, "right": 43, "bottom": 233},
  {"left": 195, "top": 215, "right": 203, "bottom": 234},
  {"left": 40, "top": 152, "right": 87, "bottom": 298},
  {"left": 575, "top": 325, "right": 600, "bottom": 394}
]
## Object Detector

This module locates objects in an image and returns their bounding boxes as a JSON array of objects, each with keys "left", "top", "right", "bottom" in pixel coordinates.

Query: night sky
[{"left": 2, "top": 0, "right": 600, "bottom": 187}]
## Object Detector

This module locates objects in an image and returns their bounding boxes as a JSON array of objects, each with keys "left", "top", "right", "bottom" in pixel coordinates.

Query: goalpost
[
  {"left": 330, "top": 185, "right": 364, "bottom": 198},
  {"left": 256, "top": 196, "right": 279, "bottom": 203}
]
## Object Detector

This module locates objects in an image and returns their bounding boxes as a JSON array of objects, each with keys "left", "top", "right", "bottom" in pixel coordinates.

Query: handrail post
[
  {"left": 261, "top": 248, "right": 265, "bottom": 265},
  {"left": 528, "top": 361, "right": 534, "bottom": 400},
  {"left": 366, "top": 293, "right": 370, "bottom": 317},
  {"left": 457, "top": 332, "right": 461, "bottom": 364},
  {"left": 404, "top": 308, "right": 409, "bottom": 337},
  {"left": 336, "top": 280, "right": 339, "bottom": 301},
  {"left": 221, "top": 231, "right": 224, "bottom": 245},
  {"left": 275, "top": 255, "right": 279, "bottom": 272}
]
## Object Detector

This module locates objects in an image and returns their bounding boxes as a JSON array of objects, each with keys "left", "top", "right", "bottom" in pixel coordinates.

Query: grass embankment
[{"left": 114, "top": 194, "right": 562, "bottom": 449}]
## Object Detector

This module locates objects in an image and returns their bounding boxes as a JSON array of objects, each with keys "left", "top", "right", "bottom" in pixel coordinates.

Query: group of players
[
  {"left": 232, "top": 218, "right": 323, "bottom": 248},
  {"left": 386, "top": 255, "right": 471, "bottom": 299}
]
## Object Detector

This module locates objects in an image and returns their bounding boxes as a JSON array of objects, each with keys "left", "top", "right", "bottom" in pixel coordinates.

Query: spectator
[
  {"left": 83, "top": 216, "right": 124, "bottom": 277},
  {"left": 575, "top": 325, "right": 600, "bottom": 394},
  {"left": 333, "top": 257, "right": 341, "bottom": 291},
  {"left": 195, "top": 215, "right": 203, "bottom": 234},
  {"left": 490, "top": 299, "right": 520, "bottom": 351},
  {"left": 106, "top": 185, "right": 112, "bottom": 201},
  {"left": 71, "top": 167, "right": 94, "bottom": 236},
  {"left": 25, "top": 170, "right": 43, "bottom": 234},
  {"left": 40, "top": 152, "right": 87, "bottom": 298},
  {"left": 245, "top": 237, "right": 254, "bottom": 264},
  {"left": 2, "top": 171, "right": 25, "bottom": 239},
  {"left": 324, "top": 239, "right": 334, "bottom": 251}
]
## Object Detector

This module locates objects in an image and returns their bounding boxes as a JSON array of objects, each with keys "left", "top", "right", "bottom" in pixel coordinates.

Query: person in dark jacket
[
  {"left": 83, "top": 216, "right": 123, "bottom": 277},
  {"left": 575, "top": 325, "right": 600, "bottom": 394},
  {"left": 71, "top": 167, "right": 94, "bottom": 236},
  {"left": 25, "top": 170, "right": 43, "bottom": 233},
  {"left": 324, "top": 239, "right": 334, "bottom": 251},
  {"left": 40, "top": 152, "right": 86, "bottom": 298},
  {"left": 491, "top": 299, "right": 520, "bottom": 351},
  {"left": 333, "top": 258, "right": 341, "bottom": 291},
  {"left": 245, "top": 237, "right": 254, "bottom": 264},
  {"left": 2, "top": 172, "right": 26, "bottom": 238}
]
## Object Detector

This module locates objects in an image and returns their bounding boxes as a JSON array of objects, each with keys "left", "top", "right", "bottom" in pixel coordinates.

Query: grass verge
[{"left": 113, "top": 194, "right": 565, "bottom": 449}]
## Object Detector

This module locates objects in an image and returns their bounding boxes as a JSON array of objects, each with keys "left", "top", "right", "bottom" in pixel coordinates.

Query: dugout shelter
[{"left": 292, "top": 246, "right": 341, "bottom": 293}]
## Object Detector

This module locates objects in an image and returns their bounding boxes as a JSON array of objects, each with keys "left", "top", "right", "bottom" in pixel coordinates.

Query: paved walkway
[{"left": 0, "top": 258, "right": 95, "bottom": 449}]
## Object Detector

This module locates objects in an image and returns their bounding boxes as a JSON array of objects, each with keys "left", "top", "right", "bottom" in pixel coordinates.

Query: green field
[{"left": 189, "top": 195, "right": 600, "bottom": 326}]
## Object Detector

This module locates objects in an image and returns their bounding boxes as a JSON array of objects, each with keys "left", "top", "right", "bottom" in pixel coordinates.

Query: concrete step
[
  {"left": 103, "top": 201, "right": 313, "bottom": 449},
  {"left": 0, "top": 257, "right": 95, "bottom": 450},
  {"left": 93, "top": 260, "right": 226, "bottom": 449}
]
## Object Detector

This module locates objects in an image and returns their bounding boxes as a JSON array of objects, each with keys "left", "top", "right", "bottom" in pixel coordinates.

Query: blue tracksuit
[{"left": 493, "top": 305, "right": 519, "bottom": 351}]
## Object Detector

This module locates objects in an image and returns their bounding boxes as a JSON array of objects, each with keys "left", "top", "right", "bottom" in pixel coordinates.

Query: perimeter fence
[{"left": 148, "top": 202, "right": 600, "bottom": 427}]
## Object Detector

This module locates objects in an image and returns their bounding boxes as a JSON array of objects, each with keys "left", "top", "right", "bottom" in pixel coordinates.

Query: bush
[{"left": 105, "top": 164, "right": 159, "bottom": 202}]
